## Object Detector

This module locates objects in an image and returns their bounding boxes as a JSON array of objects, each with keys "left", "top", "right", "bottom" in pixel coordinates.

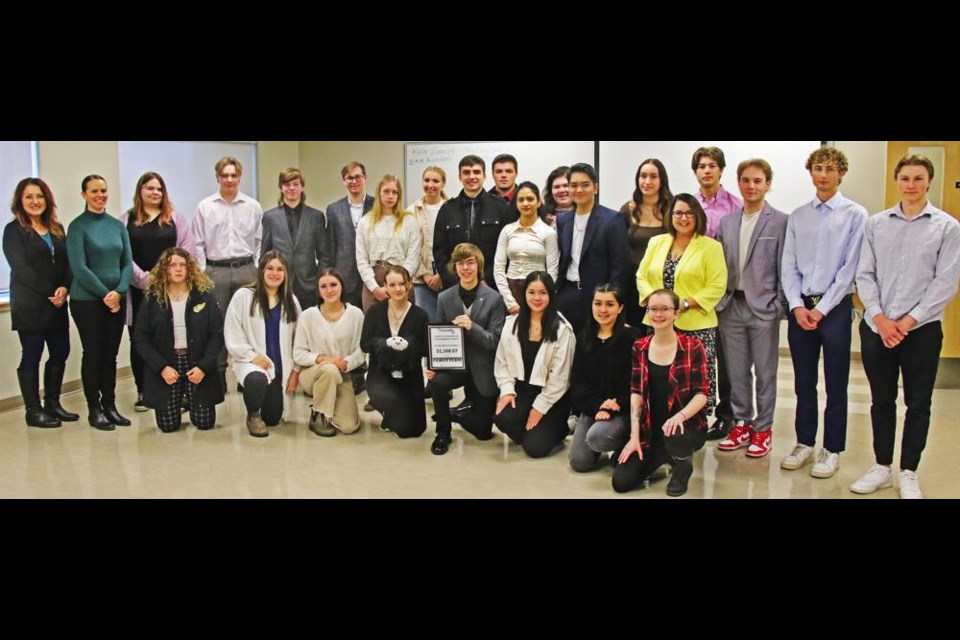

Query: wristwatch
[{"left": 683, "top": 299, "right": 690, "bottom": 311}]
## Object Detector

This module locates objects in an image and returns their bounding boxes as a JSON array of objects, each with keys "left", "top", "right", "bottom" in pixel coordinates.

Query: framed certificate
[{"left": 427, "top": 325, "right": 466, "bottom": 370}]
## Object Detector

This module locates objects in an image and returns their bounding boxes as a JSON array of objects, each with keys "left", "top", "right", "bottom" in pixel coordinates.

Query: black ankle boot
[
  {"left": 102, "top": 403, "right": 132, "bottom": 426},
  {"left": 88, "top": 405, "right": 115, "bottom": 431},
  {"left": 666, "top": 457, "right": 694, "bottom": 497},
  {"left": 43, "top": 363, "right": 79, "bottom": 421},
  {"left": 17, "top": 368, "right": 61, "bottom": 428}
]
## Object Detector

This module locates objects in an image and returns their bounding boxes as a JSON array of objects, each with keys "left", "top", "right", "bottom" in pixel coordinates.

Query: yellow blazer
[{"left": 636, "top": 233, "right": 727, "bottom": 331}]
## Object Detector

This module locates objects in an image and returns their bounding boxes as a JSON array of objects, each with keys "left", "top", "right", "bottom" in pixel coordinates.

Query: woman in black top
[
  {"left": 619, "top": 158, "right": 670, "bottom": 328},
  {"left": 133, "top": 247, "right": 223, "bottom": 432},
  {"left": 120, "top": 172, "right": 195, "bottom": 411},
  {"left": 3, "top": 178, "right": 76, "bottom": 427},
  {"left": 360, "top": 265, "right": 429, "bottom": 438},
  {"left": 568, "top": 284, "right": 641, "bottom": 472}
]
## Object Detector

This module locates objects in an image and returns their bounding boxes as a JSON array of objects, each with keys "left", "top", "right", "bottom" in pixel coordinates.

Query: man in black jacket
[{"left": 433, "top": 155, "right": 516, "bottom": 293}]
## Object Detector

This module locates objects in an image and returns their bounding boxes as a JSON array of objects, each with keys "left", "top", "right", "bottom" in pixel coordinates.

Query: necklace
[
  {"left": 389, "top": 302, "right": 409, "bottom": 326},
  {"left": 169, "top": 289, "right": 189, "bottom": 302}
]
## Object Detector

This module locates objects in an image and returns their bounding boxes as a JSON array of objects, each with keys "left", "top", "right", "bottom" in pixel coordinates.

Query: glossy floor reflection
[{"left": 1, "top": 359, "right": 958, "bottom": 498}]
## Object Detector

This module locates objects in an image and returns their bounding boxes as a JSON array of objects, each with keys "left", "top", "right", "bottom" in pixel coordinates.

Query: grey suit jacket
[
  {"left": 715, "top": 202, "right": 789, "bottom": 320},
  {"left": 326, "top": 195, "right": 374, "bottom": 294},
  {"left": 434, "top": 282, "right": 505, "bottom": 397},
  {"left": 261, "top": 204, "right": 331, "bottom": 308}
]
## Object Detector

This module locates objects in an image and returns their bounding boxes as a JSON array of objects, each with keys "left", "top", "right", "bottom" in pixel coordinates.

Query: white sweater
[
  {"left": 494, "top": 313, "right": 576, "bottom": 415},
  {"left": 293, "top": 304, "right": 365, "bottom": 372},
  {"left": 355, "top": 213, "right": 421, "bottom": 291},
  {"left": 224, "top": 287, "right": 301, "bottom": 419}
]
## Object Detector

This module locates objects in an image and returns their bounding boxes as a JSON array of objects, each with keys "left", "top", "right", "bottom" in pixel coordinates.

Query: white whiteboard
[
  {"left": 118, "top": 141, "right": 259, "bottom": 221},
  {"left": 599, "top": 141, "right": 822, "bottom": 214},
  {"left": 404, "top": 141, "right": 595, "bottom": 204}
]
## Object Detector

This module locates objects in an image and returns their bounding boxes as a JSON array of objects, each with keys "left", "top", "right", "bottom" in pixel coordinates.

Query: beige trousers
[{"left": 299, "top": 363, "right": 360, "bottom": 434}]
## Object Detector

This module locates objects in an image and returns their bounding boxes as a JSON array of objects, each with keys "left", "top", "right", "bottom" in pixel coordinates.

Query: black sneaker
[{"left": 134, "top": 393, "right": 149, "bottom": 412}]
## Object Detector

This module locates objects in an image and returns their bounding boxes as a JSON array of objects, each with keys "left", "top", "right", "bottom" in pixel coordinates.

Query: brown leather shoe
[
  {"left": 309, "top": 410, "right": 337, "bottom": 437},
  {"left": 246, "top": 412, "right": 268, "bottom": 438}
]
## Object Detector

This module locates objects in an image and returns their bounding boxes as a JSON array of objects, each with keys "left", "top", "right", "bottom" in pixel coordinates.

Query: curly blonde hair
[{"left": 146, "top": 247, "right": 213, "bottom": 303}]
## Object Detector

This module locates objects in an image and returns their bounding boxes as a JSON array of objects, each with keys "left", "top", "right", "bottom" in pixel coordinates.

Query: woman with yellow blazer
[{"left": 637, "top": 193, "right": 727, "bottom": 416}]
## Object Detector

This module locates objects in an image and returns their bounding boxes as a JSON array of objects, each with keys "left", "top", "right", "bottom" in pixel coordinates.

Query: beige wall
[{"left": 298, "top": 141, "right": 404, "bottom": 208}]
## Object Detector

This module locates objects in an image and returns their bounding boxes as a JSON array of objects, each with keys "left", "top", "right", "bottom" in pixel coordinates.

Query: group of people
[{"left": 5, "top": 146, "right": 958, "bottom": 499}]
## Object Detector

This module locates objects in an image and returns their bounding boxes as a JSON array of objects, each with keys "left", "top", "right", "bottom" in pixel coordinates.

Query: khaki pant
[{"left": 299, "top": 363, "right": 360, "bottom": 434}]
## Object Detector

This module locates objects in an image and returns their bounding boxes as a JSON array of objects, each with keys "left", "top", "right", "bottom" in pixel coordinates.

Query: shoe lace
[
  {"left": 814, "top": 448, "right": 830, "bottom": 465},
  {"left": 865, "top": 465, "right": 889, "bottom": 482},
  {"left": 750, "top": 430, "right": 769, "bottom": 446},
  {"left": 789, "top": 444, "right": 809, "bottom": 460}
]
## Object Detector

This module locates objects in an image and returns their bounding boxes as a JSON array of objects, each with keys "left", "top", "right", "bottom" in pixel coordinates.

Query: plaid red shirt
[{"left": 630, "top": 333, "right": 709, "bottom": 449}]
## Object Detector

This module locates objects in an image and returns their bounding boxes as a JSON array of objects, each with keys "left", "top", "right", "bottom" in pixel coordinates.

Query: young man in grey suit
[
  {"left": 426, "top": 243, "right": 505, "bottom": 455},
  {"left": 714, "top": 159, "right": 788, "bottom": 460},
  {"left": 261, "top": 168, "right": 332, "bottom": 308},
  {"left": 326, "top": 161, "right": 374, "bottom": 395}
]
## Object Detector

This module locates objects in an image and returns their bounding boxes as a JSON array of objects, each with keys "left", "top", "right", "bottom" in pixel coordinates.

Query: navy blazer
[
  {"left": 715, "top": 202, "right": 789, "bottom": 321},
  {"left": 325, "top": 195, "right": 374, "bottom": 294},
  {"left": 2, "top": 220, "right": 72, "bottom": 331},
  {"left": 556, "top": 203, "right": 629, "bottom": 295},
  {"left": 261, "top": 204, "right": 331, "bottom": 308}
]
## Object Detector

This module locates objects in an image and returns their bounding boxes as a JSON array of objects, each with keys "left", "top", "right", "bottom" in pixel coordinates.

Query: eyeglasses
[
  {"left": 672, "top": 211, "right": 696, "bottom": 218},
  {"left": 345, "top": 175, "right": 366, "bottom": 183},
  {"left": 455, "top": 259, "right": 478, "bottom": 267},
  {"left": 648, "top": 306, "right": 676, "bottom": 314}
]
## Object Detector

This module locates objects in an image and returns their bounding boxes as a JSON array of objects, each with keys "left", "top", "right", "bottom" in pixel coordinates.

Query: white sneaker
[
  {"left": 898, "top": 470, "right": 924, "bottom": 499},
  {"left": 781, "top": 443, "right": 815, "bottom": 470},
  {"left": 810, "top": 449, "right": 840, "bottom": 478},
  {"left": 850, "top": 464, "right": 893, "bottom": 494}
]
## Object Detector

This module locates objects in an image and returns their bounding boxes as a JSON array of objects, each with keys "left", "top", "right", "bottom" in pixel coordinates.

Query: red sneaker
[
  {"left": 717, "top": 422, "right": 753, "bottom": 451},
  {"left": 746, "top": 429, "right": 773, "bottom": 458}
]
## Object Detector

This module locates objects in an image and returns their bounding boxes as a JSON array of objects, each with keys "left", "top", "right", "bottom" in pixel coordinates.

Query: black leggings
[
  {"left": 494, "top": 382, "right": 570, "bottom": 458},
  {"left": 70, "top": 299, "right": 125, "bottom": 406},
  {"left": 613, "top": 425, "right": 706, "bottom": 493},
  {"left": 243, "top": 372, "right": 284, "bottom": 426}
]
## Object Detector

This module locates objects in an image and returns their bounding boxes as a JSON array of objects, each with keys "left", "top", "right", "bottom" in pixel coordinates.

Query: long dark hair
[
  {"left": 579, "top": 283, "right": 626, "bottom": 352},
  {"left": 130, "top": 171, "right": 175, "bottom": 227},
  {"left": 514, "top": 271, "right": 560, "bottom": 343},
  {"left": 249, "top": 250, "right": 299, "bottom": 322},
  {"left": 10, "top": 177, "right": 65, "bottom": 237},
  {"left": 630, "top": 158, "right": 672, "bottom": 224}
]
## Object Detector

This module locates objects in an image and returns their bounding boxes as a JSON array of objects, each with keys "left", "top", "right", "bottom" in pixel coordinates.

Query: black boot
[
  {"left": 88, "top": 404, "right": 114, "bottom": 430},
  {"left": 666, "top": 457, "right": 694, "bottom": 497},
  {"left": 102, "top": 403, "right": 132, "bottom": 426},
  {"left": 42, "top": 363, "right": 79, "bottom": 422},
  {"left": 17, "top": 368, "right": 61, "bottom": 428}
]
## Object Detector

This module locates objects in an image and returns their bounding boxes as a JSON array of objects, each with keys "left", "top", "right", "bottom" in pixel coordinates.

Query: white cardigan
[
  {"left": 494, "top": 313, "right": 575, "bottom": 415},
  {"left": 224, "top": 287, "right": 302, "bottom": 419},
  {"left": 293, "top": 304, "right": 365, "bottom": 372}
]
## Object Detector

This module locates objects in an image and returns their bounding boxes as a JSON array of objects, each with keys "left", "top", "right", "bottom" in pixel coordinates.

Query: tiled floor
[{"left": 1, "top": 358, "right": 957, "bottom": 498}]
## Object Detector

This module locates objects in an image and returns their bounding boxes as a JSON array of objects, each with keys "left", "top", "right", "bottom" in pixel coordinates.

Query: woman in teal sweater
[{"left": 67, "top": 175, "right": 134, "bottom": 430}]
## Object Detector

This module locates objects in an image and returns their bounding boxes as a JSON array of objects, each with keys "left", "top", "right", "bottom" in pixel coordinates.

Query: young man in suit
[
  {"left": 261, "top": 168, "right": 331, "bottom": 309},
  {"left": 488, "top": 153, "right": 519, "bottom": 204},
  {"left": 427, "top": 243, "right": 505, "bottom": 455},
  {"left": 326, "top": 161, "right": 375, "bottom": 397},
  {"left": 714, "top": 159, "right": 788, "bottom": 459},
  {"left": 556, "top": 163, "right": 629, "bottom": 335}
]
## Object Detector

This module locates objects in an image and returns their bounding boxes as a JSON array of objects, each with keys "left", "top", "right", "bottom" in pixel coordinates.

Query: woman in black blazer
[
  {"left": 3, "top": 178, "right": 77, "bottom": 427},
  {"left": 133, "top": 247, "right": 224, "bottom": 432},
  {"left": 360, "top": 265, "right": 429, "bottom": 438}
]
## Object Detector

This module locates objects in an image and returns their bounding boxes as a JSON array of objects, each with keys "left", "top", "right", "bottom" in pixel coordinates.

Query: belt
[
  {"left": 207, "top": 256, "right": 253, "bottom": 268},
  {"left": 801, "top": 294, "right": 824, "bottom": 310},
  {"left": 562, "top": 280, "right": 582, "bottom": 290},
  {"left": 174, "top": 348, "right": 189, "bottom": 356}
]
